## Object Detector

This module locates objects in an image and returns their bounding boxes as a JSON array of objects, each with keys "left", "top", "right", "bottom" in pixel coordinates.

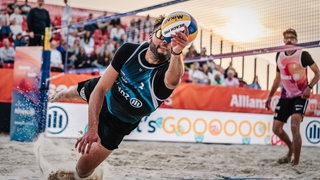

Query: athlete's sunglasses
[{"left": 153, "top": 29, "right": 164, "bottom": 40}]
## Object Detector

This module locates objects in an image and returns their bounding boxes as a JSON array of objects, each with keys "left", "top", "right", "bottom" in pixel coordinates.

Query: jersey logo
[{"left": 130, "top": 98, "right": 143, "bottom": 108}]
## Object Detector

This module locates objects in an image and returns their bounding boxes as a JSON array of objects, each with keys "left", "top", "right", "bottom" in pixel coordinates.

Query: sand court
[{"left": 1, "top": 133, "right": 319, "bottom": 179}]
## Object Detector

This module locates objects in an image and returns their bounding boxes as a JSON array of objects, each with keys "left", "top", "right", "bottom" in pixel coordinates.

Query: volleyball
[{"left": 161, "top": 11, "right": 198, "bottom": 43}]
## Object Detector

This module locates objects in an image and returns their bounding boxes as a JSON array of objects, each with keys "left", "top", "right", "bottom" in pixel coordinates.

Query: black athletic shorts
[
  {"left": 77, "top": 77, "right": 139, "bottom": 150},
  {"left": 274, "top": 96, "right": 309, "bottom": 123}
]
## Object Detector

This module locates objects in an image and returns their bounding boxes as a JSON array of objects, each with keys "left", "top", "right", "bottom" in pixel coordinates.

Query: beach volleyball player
[
  {"left": 50, "top": 12, "right": 197, "bottom": 179},
  {"left": 266, "top": 28, "right": 320, "bottom": 166}
]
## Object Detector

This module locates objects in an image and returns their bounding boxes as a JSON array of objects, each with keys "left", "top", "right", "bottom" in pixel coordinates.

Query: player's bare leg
[
  {"left": 50, "top": 85, "right": 80, "bottom": 102},
  {"left": 290, "top": 113, "right": 302, "bottom": 166},
  {"left": 273, "top": 120, "right": 292, "bottom": 164},
  {"left": 75, "top": 142, "right": 112, "bottom": 179}
]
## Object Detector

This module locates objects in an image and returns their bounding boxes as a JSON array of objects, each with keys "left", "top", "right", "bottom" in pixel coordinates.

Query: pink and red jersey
[{"left": 277, "top": 50, "right": 308, "bottom": 98}]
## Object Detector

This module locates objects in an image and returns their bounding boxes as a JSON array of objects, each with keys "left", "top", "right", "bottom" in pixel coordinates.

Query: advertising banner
[
  {"left": 10, "top": 47, "right": 42, "bottom": 142},
  {"left": 46, "top": 103, "right": 320, "bottom": 147},
  {"left": 161, "top": 83, "right": 320, "bottom": 117}
]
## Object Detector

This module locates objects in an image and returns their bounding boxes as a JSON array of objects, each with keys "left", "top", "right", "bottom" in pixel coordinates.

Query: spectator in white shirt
[
  {"left": 126, "top": 19, "right": 139, "bottom": 43},
  {"left": 201, "top": 63, "right": 213, "bottom": 85},
  {"left": 9, "top": 18, "right": 22, "bottom": 39},
  {"left": 99, "top": 38, "right": 115, "bottom": 56},
  {"left": 9, "top": 7, "right": 23, "bottom": 26},
  {"left": 110, "top": 24, "right": 125, "bottom": 43},
  {"left": 0, "top": 38, "right": 15, "bottom": 63},
  {"left": 224, "top": 69, "right": 239, "bottom": 87},
  {"left": 80, "top": 31, "right": 94, "bottom": 56},
  {"left": 50, "top": 40, "right": 64, "bottom": 72},
  {"left": 0, "top": 9, "right": 10, "bottom": 26},
  {"left": 188, "top": 62, "right": 208, "bottom": 84}
]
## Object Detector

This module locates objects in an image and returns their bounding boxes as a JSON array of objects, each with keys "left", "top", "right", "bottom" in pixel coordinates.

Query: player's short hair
[
  {"left": 153, "top": 15, "right": 165, "bottom": 31},
  {"left": 283, "top": 28, "right": 297, "bottom": 38}
]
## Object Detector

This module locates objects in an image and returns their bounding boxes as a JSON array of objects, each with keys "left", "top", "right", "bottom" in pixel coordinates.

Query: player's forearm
[
  {"left": 309, "top": 73, "right": 320, "bottom": 88},
  {"left": 88, "top": 88, "right": 104, "bottom": 132},
  {"left": 165, "top": 55, "right": 185, "bottom": 88},
  {"left": 268, "top": 79, "right": 280, "bottom": 98}
]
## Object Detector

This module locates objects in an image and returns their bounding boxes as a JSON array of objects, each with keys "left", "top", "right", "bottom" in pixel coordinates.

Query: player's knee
[
  {"left": 291, "top": 114, "right": 302, "bottom": 122},
  {"left": 272, "top": 126, "right": 282, "bottom": 135}
]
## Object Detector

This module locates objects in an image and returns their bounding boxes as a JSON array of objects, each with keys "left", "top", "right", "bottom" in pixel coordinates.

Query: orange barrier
[
  {"left": 1, "top": 69, "right": 320, "bottom": 116},
  {"left": 0, "top": 69, "right": 14, "bottom": 103},
  {"left": 161, "top": 83, "right": 320, "bottom": 116}
]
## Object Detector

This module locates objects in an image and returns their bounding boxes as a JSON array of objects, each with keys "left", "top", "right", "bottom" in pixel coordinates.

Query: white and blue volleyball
[{"left": 161, "top": 11, "right": 198, "bottom": 43}]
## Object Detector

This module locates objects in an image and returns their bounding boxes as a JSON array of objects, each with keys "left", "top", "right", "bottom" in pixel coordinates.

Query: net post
[{"left": 38, "top": 27, "right": 52, "bottom": 133}]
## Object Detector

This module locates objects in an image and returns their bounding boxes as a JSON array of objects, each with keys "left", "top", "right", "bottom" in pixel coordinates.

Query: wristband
[
  {"left": 171, "top": 48, "right": 182, "bottom": 56},
  {"left": 308, "top": 84, "right": 313, "bottom": 89}
]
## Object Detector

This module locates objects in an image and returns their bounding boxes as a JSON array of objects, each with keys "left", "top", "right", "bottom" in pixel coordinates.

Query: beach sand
[{"left": 0, "top": 132, "right": 319, "bottom": 180}]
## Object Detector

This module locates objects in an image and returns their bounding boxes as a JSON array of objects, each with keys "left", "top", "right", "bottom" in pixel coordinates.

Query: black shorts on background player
[{"left": 274, "top": 97, "right": 308, "bottom": 123}]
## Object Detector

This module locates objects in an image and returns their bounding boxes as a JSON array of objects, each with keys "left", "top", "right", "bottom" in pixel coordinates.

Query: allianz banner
[{"left": 161, "top": 83, "right": 320, "bottom": 117}]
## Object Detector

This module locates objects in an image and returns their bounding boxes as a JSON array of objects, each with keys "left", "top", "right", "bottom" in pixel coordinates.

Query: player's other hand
[
  {"left": 265, "top": 97, "right": 271, "bottom": 110},
  {"left": 301, "top": 87, "right": 311, "bottom": 99},
  {"left": 75, "top": 129, "right": 100, "bottom": 154}
]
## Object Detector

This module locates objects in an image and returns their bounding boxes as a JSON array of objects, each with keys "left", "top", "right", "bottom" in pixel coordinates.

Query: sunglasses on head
[{"left": 153, "top": 29, "right": 164, "bottom": 40}]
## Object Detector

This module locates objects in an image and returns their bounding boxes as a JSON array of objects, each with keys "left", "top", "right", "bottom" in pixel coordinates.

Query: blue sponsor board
[
  {"left": 9, "top": 47, "right": 43, "bottom": 142},
  {"left": 10, "top": 92, "right": 40, "bottom": 142}
]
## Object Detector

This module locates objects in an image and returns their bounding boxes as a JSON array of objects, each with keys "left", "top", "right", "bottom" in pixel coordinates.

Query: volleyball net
[{"left": 53, "top": 0, "right": 320, "bottom": 91}]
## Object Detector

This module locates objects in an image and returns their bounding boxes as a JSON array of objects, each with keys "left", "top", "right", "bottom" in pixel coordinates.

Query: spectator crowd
[{"left": 0, "top": 0, "right": 261, "bottom": 90}]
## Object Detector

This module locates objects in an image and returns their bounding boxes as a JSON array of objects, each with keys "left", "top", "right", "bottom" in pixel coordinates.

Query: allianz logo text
[
  {"left": 305, "top": 120, "right": 320, "bottom": 144},
  {"left": 47, "top": 106, "right": 69, "bottom": 134}
]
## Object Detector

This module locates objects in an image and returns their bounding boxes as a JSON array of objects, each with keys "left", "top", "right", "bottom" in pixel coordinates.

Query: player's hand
[
  {"left": 301, "top": 87, "right": 311, "bottom": 99},
  {"left": 75, "top": 128, "right": 100, "bottom": 154},
  {"left": 171, "top": 25, "right": 189, "bottom": 55},
  {"left": 265, "top": 97, "right": 271, "bottom": 110}
]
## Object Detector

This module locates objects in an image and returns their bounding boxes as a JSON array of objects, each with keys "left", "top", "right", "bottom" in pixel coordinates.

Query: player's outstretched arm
[{"left": 164, "top": 25, "right": 189, "bottom": 89}]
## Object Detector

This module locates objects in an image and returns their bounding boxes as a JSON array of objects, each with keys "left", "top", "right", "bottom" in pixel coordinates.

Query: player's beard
[
  {"left": 149, "top": 39, "right": 171, "bottom": 63},
  {"left": 285, "top": 41, "right": 293, "bottom": 45}
]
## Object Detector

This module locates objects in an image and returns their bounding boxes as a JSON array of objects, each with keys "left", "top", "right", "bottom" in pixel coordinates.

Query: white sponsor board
[
  {"left": 46, "top": 103, "right": 320, "bottom": 146},
  {"left": 46, "top": 103, "right": 88, "bottom": 138}
]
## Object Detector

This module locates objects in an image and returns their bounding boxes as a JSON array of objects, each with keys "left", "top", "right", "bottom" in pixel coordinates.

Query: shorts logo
[
  {"left": 47, "top": 106, "right": 68, "bottom": 134},
  {"left": 295, "top": 104, "right": 303, "bottom": 111},
  {"left": 80, "top": 87, "right": 87, "bottom": 101},
  {"left": 130, "top": 98, "right": 143, "bottom": 108},
  {"left": 305, "top": 120, "right": 320, "bottom": 144}
]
